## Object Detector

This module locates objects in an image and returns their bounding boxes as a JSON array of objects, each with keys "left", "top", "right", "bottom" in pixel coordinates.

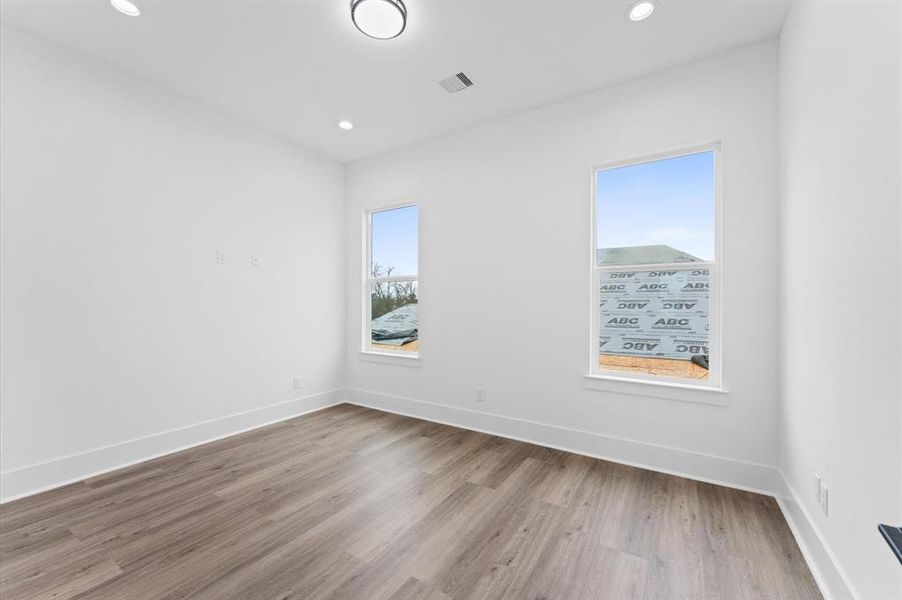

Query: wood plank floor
[{"left": 0, "top": 404, "right": 821, "bottom": 600}]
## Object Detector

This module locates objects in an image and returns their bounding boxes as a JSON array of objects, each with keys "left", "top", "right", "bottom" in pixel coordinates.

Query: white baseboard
[
  {"left": 0, "top": 389, "right": 345, "bottom": 503},
  {"left": 775, "top": 473, "right": 858, "bottom": 600},
  {"left": 345, "top": 388, "right": 779, "bottom": 496}
]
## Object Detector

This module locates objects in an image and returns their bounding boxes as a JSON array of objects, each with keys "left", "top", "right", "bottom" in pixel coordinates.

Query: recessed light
[
  {"left": 338, "top": 120, "right": 354, "bottom": 130},
  {"left": 111, "top": 0, "right": 140, "bottom": 17},
  {"left": 351, "top": 0, "right": 407, "bottom": 40},
  {"left": 627, "top": 0, "right": 656, "bottom": 21}
]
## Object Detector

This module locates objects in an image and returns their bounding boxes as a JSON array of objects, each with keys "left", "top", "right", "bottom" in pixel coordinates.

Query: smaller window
[{"left": 365, "top": 204, "right": 419, "bottom": 355}]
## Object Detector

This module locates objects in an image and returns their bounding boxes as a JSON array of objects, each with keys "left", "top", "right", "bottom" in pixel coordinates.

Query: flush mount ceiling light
[
  {"left": 351, "top": 0, "right": 407, "bottom": 40},
  {"left": 110, "top": 0, "right": 140, "bottom": 17},
  {"left": 627, "top": 0, "right": 656, "bottom": 21},
  {"left": 338, "top": 120, "right": 354, "bottom": 130}
]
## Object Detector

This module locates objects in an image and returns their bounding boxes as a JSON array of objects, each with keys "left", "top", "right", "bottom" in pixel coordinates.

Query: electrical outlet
[
  {"left": 216, "top": 249, "right": 228, "bottom": 264},
  {"left": 815, "top": 474, "right": 829, "bottom": 516},
  {"left": 475, "top": 387, "right": 486, "bottom": 402},
  {"left": 251, "top": 254, "right": 261, "bottom": 266},
  {"left": 820, "top": 483, "right": 829, "bottom": 516},
  {"left": 292, "top": 377, "right": 303, "bottom": 392}
]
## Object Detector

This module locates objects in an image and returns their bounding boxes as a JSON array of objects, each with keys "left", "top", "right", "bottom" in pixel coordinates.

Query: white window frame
[
  {"left": 361, "top": 202, "right": 420, "bottom": 361},
  {"left": 587, "top": 142, "right": 724, "bottom": 394}
]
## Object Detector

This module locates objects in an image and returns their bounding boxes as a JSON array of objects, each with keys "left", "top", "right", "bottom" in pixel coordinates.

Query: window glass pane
[
  {"left": 595, "top": 150, "right": 715, "bottom": 382},
  {"left": 370, "top": 281, "right": 418, "bottom": 353},
  {"left": 371, "top": 205, "right": 418, "bottom": 277},
  {"left": 599, "top": 266, "right": 709, "bottom": 380},
  {"left": 596, "top": 150, "right": 715, "bottom": 266}
]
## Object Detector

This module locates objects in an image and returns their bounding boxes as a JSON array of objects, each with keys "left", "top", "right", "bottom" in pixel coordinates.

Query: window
[
  {"left": 365, "top": 204, "right": 419, "bottom": 356},
  {"left": 591, "top": 147, "right": 719, "bottom": 386}
]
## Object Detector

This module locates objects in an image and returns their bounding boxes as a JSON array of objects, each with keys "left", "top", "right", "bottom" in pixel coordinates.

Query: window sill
[
  {"left": 584, "top": 373, "right": 728, "bottom": 406},
  {"left": 358, "top": 350, "right": 421, "bottom": 367}
]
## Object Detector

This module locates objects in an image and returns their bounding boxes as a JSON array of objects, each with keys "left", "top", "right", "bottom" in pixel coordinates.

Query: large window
[
  {"left": 365, "top": 204, "right": 419, "bottom": 355},
  {"left": 591, "top": 147, "right": 719, "bottom": 385}
]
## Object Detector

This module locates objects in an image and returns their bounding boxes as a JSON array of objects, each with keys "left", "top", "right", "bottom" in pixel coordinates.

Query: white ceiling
[{"left": 0, "top": 0, "right": 789, "bottom": 163}]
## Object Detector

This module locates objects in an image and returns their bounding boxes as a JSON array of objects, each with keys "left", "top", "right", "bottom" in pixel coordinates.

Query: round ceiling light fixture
[
  {"left": 338, "top": 120, "right": 354, "bottom": 130},
  {"left": 111, "top": 0, "right": 140, "bottom": 17},
  {"left": 351, "top": 0, "right": 407, "bottom": 40},
  {"left": 627, "top": 0, "right": 656, "bottom": 21}
]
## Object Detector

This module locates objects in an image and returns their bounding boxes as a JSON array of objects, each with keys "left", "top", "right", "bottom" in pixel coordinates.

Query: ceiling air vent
[{"left": 439, "top": 72, "right": 474, "bottom": 94}]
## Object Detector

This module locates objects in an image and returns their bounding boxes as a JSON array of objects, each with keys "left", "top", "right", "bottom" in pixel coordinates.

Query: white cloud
[{"left": 643, "top": 226, "right": 708, "bottom": 242}]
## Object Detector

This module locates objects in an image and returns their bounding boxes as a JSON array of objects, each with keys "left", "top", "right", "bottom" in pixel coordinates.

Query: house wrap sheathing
[{"left": 598, "top": 245, "right": 710, "bottom": 360}]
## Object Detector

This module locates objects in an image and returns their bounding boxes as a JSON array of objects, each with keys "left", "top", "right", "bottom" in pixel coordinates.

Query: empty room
[{"left": 0, "top": 0, "right": 900, "bottom": 598}]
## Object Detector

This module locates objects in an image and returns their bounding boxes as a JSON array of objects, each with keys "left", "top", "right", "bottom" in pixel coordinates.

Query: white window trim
[
  {"left": 358, "top": 350, "right": 422, "bottom": 367},
  {"left": 361, "top": 201, "right": 420, "bottom": 362},
  {"left": 587, "top": 142, "right": 725, "bottom": 397},
  {"left": 583, "top": 373, "right": 727, "bottom": 406}
]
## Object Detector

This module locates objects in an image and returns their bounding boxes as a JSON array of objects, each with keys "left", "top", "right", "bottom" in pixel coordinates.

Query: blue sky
[
  {"left": 596, "top": 150, "right": 715, "bottom": 261},
  {"left": 372, "top": 205, "right": 418, "bottom": 275}
]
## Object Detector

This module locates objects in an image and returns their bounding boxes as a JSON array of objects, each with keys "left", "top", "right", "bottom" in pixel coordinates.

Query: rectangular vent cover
[{"left": 439, "top": 72, "right": 474, "bottom": 94}]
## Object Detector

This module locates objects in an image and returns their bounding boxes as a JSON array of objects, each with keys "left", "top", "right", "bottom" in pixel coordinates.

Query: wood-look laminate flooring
[{"left": 0, "top": 404, "right": 821, "bottom": 600}]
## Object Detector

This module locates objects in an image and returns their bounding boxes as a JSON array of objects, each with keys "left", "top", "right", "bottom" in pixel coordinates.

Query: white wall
[
  {"left": 0, "top": 25, "right": 346, "bottom": 499},
  {"left": 779, "top": 2, "right": 902, "bottom": 598},
  {"left": 345, "top": 42, "right": 781, "bottom": 488}
]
